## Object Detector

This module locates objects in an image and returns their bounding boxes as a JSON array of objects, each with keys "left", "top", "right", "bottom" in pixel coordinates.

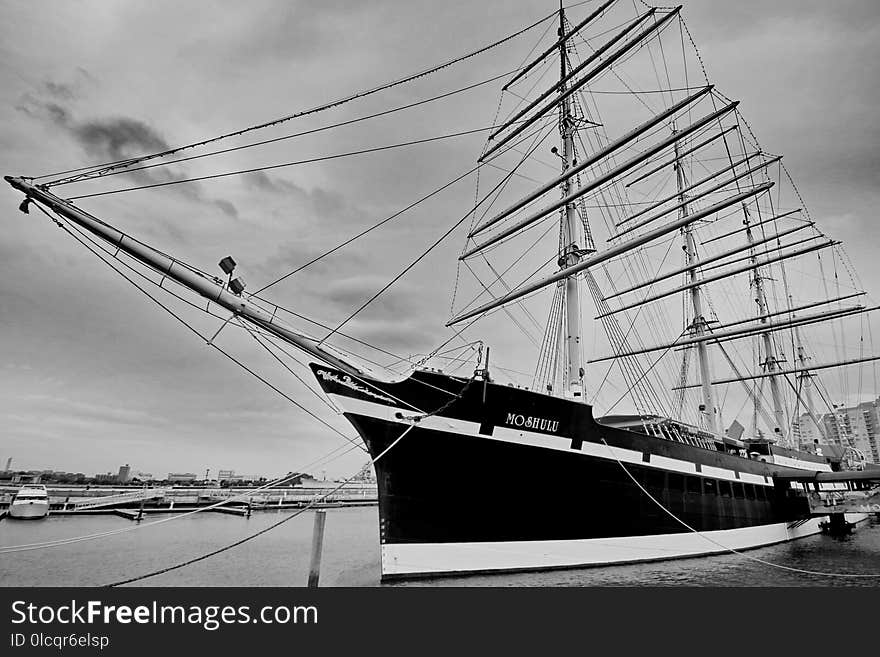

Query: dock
[
  {"left": 0, "top": 483, "right": 377, "bottom": 521},
  {"left": 773, "top": 467, "right": 880, "bottom": 534}
]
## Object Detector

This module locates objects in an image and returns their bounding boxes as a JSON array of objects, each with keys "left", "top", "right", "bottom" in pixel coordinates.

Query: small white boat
[{"left": 8, "top": 484, "right": 50, "bottom": 519}]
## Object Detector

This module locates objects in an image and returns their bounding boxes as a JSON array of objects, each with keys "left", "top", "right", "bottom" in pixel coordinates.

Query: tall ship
[{"left": 6, "top": 2, "right": 879, "bottom": 579}]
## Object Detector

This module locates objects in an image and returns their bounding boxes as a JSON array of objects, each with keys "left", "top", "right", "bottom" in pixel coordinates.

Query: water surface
[{"left": 2, "top": 509, "right": 879, "bottom": 586}]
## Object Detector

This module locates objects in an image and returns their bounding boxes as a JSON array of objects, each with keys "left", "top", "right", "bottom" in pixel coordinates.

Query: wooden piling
[{"left": 307, "top": 510, "right": 327, "bottom": 588}]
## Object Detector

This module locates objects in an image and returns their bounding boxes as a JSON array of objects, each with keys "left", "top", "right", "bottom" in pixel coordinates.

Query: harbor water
[{"left": 2, "top": 508, "right": 880, "bottom": 586}]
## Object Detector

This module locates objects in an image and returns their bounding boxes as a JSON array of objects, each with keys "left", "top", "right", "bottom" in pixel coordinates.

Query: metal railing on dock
[{"left": 71, "top": 488, "right": 168, "bottom": 511}]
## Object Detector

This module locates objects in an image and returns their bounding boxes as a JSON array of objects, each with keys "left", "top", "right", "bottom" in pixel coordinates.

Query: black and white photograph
[{"left": 2, "top": 0, "right": 880, "bottom": 632}]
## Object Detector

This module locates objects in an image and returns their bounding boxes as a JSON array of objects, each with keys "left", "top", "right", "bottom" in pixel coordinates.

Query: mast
[
  {"left": 675, "top": 137, "right": 719, "bottom": 434},
  {"left": 558, "top": 5, "right": 584, "bottom": 399},
  {"left": 744, "top": 205, "right": 788, "bottom": 444},
  {"left": 794, "top": 326, "right": 826, "bottom": 444}
]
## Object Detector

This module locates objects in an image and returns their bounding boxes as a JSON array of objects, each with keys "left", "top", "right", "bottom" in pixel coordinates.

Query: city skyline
[{"left": 0, "top": 458, "right": 279, "bottom": 481}]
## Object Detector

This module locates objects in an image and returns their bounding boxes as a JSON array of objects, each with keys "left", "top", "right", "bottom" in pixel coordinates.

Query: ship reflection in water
[{"left": 1, "top": 508, "right": 879, "bottom": 587}]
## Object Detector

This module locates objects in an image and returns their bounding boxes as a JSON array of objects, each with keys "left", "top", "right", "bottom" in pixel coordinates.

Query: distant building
[
  {"left": 217, "top": 470, "right": 264, "bottom": 483},
  {"left": 40, "top": 471, "right": 86, "bottom": 483},
  {"left": 792, "top": 396, "right": 880, "bottom": 464},
  {"left": 4, "top": 457, "right": 11, "bottom": 472},
  {"left": 167, "top": 473, "right": 198, "bottom": 483},
  {"left": 11, "top": 473, "right": 41, "bottom": 484},
  {"left": 94, "top": 472, "right": 116, "bottom": 484},
  {"left": 117, "top": 464, "right": 132, "bottom": 483},
  {"left": 134, "top": 471, "right": 153, "bottom": 481}
]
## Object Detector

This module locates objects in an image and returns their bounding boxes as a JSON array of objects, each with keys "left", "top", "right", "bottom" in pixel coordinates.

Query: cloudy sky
[{"left": 1, "top": 0, "right": 878, "bottom": 479}]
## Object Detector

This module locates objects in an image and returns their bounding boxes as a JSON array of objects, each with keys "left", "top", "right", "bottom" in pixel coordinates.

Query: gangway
[
  {"left": 772, "top": 467, "right": 880, "bottom": 534},
  {"left": 72, "top": 488, "right": 167, "bottom": 511}
]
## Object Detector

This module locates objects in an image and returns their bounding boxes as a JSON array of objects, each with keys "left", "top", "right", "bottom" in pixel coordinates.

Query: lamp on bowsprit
[
  {"left": 229, "top": 277, "right": 246, "bottom": 295},
  {"left": 219, "top": 256, "right": 236, "bottom": 275}
]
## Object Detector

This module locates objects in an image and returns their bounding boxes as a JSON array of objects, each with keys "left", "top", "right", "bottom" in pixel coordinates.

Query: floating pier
[{"left": 0, "top": 483, "right": 377, "bottom": 520}]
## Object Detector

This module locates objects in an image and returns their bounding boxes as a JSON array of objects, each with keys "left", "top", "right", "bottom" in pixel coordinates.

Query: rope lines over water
[
  {"left": 103, "top": 376, "right": 476, "bottom": 587},
  {"left": 103, "top": 466, "right": 367, "bottom": 587}
]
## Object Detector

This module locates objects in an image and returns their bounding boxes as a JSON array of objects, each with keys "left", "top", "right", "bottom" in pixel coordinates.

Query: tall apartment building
[
  {"left": 117, "top": 464, "right": 131, "bottom": 483},
  {"left": 792, "top": 396, "right": 880, "bottom": 464}
]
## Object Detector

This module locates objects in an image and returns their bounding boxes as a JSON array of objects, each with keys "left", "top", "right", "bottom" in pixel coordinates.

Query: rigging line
[
  {"left": 66, "top": 123, "right": 516, "bottom": 200},
  {"left": 601, "top": 438, "right": 880, "bottom": 578},
  {"left": 572, "top": 109, "right": 688, "bottom": 387},
  {"left": 464, "top": 123, "right": 557, "bottom": 334},
  {"left": 484, "top": 161, "right": 544, "bottom": 184},
  {"left": 472, "top": 121, "right": 558, "bottom": 229},
  {"left": 589, "top": 233, "right": 678, "bottom": 406},
  {"left": 505, "top": 10, "right": 558, "bottom": 92},
  {"left": 464, "top": 261, "right": 540, "bottom": 346},
  {"left": 37, "top": 9, "right": 559, "bottom": 183},
  {"left": 534, "top": 282, "right": 562, "bottom": 390},
  {"left": 316, "top": 130, "right": 552, "bottom": 347},
  {"left": 571, "top": 112, "right": 681, "bottom": 411},
  {"left": 714, "top": 338, "right": 779, "bottom": 433},
  {"left": 237, "top": 318, "right": 342, "bottom": 415},
  {"left": 588, "top": 273, "right": 653, "bottom": 414},
  {"left": 44, "top": 205, "right": 365, "bottom": 452},
  {"left": 579, "top": 118, "right": 674, "bottom": 408},
  {"left": 433, "top": 354, "right": 534, "bottom": 380},
  {"left": 451, "top": 72, "right": 511, "bottom": 320},
  {"left": 678, "top": 16, "right": 710, "bottom": 85},
  {"left": 480, "top": 255, "right": 544, "bottom": 332},
  {"left": 318, "top": 199, "right": 500, "bottom": 347},
  {"left": 44, "top": 70, "right": 519, "bottom": 187},
  {"left": 383, "top": 339, "right": 481, "bottom": 371},
  {"left": 497, "top": 52, "right": 558, "bottom": 123},
  {"left": 0, "top": 441, "right": 359, "bottom": 553},
  {"left": 568, "top": 21, "right": 658, "bottom": 115},
  {"left": 419, "top": 269, "right": 553, "bottom": 374},
  {"left": 253, "top": 120, "right": 553, "bottom": 296},
  {"left": 585, "top": 86, "right": 705, "bottom": 94},
  {"left": 454, "top": 248, "right": 560, "bottom": 320},
  {"left": 603, "top": 326, "right": 688, "bottom": 415},
  {"left": 247, "top": 299, "right": 409, "bottom": 364}
]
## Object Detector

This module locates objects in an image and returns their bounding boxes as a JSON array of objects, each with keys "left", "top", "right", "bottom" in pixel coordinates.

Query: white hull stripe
[
  {"left": 381, "top": 514, "right": 868, "bottom": 578},
  {"left": 770, "top": 453, "right": 832, "bottom": 472},
  {"left": 329, "top": 393, "right": 825, "bottom": 486}
]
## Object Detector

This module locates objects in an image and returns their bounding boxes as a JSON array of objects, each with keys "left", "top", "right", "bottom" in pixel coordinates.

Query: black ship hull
[{"left": 311, "top": 364, "right": 851, "bottom": 580}]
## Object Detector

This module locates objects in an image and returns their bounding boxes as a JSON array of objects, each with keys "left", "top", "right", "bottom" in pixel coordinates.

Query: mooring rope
[
  {"left": 104, "top": 466, "right": 369, "bottom": 587},
  {"left": 601, "top": 439, "right": 880, "bottom": 578}
]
